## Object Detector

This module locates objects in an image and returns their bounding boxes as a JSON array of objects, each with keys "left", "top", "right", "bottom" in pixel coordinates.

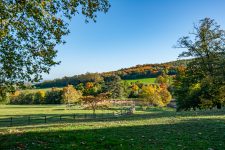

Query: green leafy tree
[
  {"left": 34, "top": 90, "right": 46, "bottom": 104},
  {"left": 45, "top": 88, "right": 63, "bottom": 104},
  {"left": 174, "top": 18, "right": 225, "bottom": 110},
  {"left": 83, "top": 82, "right": 102, "bottom": 96},
  {"left": 104, "top": 75, "right": 124, "bottom": 99},
  {"left": 0, "top": 0, "right": 110, "bottom": 100}
]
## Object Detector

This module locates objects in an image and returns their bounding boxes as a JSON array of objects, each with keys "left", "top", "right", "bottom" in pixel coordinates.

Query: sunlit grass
[
  {"left": 0, "top": 105, "right": 224, "bottom": 150},
  {"left": 124, "top": 78, "right": 156, "bottom": 84}
]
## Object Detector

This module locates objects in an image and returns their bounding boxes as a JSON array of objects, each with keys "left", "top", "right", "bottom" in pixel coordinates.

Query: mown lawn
[{"left": 0, "top": 105, "right": 225, "bottom": 150}]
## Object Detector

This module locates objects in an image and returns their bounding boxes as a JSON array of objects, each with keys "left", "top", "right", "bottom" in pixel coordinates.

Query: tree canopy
[
  {"left": 0, "top": 0, "right": 110, "bottom": 99},
  {"left": 174, "top": 18, "right": 225, "bottom": 110}
]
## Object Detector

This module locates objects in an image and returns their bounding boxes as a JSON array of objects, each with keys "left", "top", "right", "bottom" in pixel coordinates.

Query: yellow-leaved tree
[
  {"left": 140, "top": 85, "right": 172, "bottom": 108},
  {"left": 62, "top": 85, "right": 82, "bottom": 108}
]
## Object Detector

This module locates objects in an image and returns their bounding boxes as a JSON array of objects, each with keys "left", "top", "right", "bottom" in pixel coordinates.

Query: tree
[
  {"left": 45, "top": 88, "right": 63, "bottom": 104},
  {"left": 0, "top": 0, "right": 110, "bottom": 99},
  {"left": 83, "top": 82, "right": 102, "bottom": 96},
  {"left": 159, "top": 86, "right": 172, "bottom": 106},
  {"left": 140, "top": 85, "right": 172, "bottom": 107},
  {"left": 81, "top": 93, "right": 109, "bottom": 115},
  {"left": 62, "top": 85, "right": 82, "bottom": 106},
  {"left": 34, "top": 90, "right": 45, "bottom": 104},
  {"left": 174, "top": 18, "right": 225, "bottom": 110},
  {"left": 104, "top": 75, "right": 124, "bottom": 99},
  {"left": 155, "top": 75, "right": 170, "bottom": 86},
  {"left": 129, "top": 83, "right": 140, "bottom": 98},
  {"left": 140, "top": 85, "right": 163, "bottom": 107}
]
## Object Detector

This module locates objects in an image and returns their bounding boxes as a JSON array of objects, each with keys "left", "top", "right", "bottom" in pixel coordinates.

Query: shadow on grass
[
  {"left": 0, "top": 118, "right": 225, "bottom": 150},
  {"left": 0, "top": 108, "right": 224, "bottom": 128},
  {"left": 0, "top": 105, "right": 63, "bottom": 109}
]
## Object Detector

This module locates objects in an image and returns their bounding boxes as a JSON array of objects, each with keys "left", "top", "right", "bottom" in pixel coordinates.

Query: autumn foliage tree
[
  {"left": 62, "top": 85, "right": 82, "bottom": 107},
  {"left": 81, "top": 93, "right": 109, "bottom": 115},
  {"left": 140, "top": 85, "right": 172, "bottom": 107}
]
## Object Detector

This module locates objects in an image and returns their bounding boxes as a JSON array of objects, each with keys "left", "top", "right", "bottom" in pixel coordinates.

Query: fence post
[
  {"left": 44, "top": 116, "right": 46, "bottom": 123},
  {"left": 73, "top": 114, "right": 75, "bottom": 120},
  {"left": 10, "top": 117, "right": 12, "bottom": 126},
  {"left": 121, "top": 109, "right": 122, "bottom": 115},
  {"left": 85, "top": 114, "right": 87, "bottom": 119},
  {"left": 60, "top": 115, "right": 62, "bottom": 121}
]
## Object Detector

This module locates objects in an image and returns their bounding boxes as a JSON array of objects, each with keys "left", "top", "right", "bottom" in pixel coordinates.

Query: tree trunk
[{"left": 217, "top": 103, "right": 222, "bottom": 109}]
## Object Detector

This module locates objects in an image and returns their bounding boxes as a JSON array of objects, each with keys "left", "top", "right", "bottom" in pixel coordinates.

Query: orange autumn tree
[{"left": 82, "top": 93, "right": 109, "bottom": 115}]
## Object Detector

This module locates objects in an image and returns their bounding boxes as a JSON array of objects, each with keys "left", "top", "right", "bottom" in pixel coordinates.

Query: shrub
[
  {"left": 33, "top": 91, "right": 46, "bottom": 104},
  {"left": 45, "top": 88, "right": 63, "bottom": 104}
]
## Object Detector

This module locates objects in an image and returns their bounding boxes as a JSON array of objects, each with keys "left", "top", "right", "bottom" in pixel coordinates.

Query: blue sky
[{"left": 43, "top": 0, "right": 225, "bottom": 80}]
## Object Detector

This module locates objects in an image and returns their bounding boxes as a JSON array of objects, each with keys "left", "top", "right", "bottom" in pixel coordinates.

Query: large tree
[
  {"left": 103, "top": 75, "right": 124, "bottom": 99},
  {"left": 0, "top": 0, "right": 110, "bottom": 100},
  {"left": 174, "top": 18, "right": 225, "bottom": 110}
]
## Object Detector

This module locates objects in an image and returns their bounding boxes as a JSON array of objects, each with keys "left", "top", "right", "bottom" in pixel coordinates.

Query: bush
[
  {"left": 45, "top": 88, "right": 63, "bottom": 104},
  {"left": 9, "top": 88, "right": 62, "bottom": 104},
  {"left": 34, "top": 91, "right": 46, "bottom": 104},
  {"left": 10, "top": 92, "right": 35, "bottom": 104}
]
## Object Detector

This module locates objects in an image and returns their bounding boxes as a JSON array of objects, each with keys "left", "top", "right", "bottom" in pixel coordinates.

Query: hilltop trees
[
  {"left": 174, "top": 18, "right": 225, "bottom": 111},
  {"left": 0, "top": 0, "right": 110, "bottom": 100},
  {"left": 35, "top": 61, "right": 186, "bottom": 89}
]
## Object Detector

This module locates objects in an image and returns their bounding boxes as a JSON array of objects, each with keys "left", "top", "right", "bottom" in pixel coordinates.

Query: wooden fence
[{"left": 0, "top": 108, "right": 131, "bottom": 127}]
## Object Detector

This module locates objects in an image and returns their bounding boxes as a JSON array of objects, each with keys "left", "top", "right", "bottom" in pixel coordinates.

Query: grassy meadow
[
  {"left": 124, "top": 78, "right": 156, "bottom": 84},
  {"left": 0, "top": 105, "right": 225, "bottom": 150},
  {"left": 22, "top": 88, "right": 62, "bottom": 93}
]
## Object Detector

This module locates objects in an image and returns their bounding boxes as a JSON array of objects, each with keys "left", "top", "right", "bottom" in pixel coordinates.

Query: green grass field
[
  {"left": 124, "top": 78, "right": 156, "bottom": 84},
  {"left": 0, "top": 105, "right": 225, "bottom": 149},
  {"left": 22, "top": 88, "right": 62, "bottom": 93}
]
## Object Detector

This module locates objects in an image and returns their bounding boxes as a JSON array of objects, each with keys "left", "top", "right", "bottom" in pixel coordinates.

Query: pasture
[
  {"left": 124, "top": 78, "right": 156, "bottom": 84},
  {"left": 0, "top": 105, "right": 225, "bottom": 149}
]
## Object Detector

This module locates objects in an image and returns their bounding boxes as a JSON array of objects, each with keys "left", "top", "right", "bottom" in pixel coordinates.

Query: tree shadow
[
  {"left": 0, "top": 108, "right": 224, "bottom": 129},
  {"left": 0, "top": 118, "right": 224, "bottom": 150}
]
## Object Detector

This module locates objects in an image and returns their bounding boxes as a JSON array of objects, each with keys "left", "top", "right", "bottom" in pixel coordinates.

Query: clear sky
[{"left": 43, "top": 0, "right": 225, "bottom": 80}]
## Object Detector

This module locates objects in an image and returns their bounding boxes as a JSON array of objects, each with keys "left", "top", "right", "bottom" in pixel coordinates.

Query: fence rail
[{"left": 0, "top": 108, "right": 131, "bottom": 127}]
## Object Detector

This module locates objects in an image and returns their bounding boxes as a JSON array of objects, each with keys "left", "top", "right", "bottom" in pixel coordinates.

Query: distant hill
[{"left": 35, "top": 59, "right": 191, "bottom": 89}]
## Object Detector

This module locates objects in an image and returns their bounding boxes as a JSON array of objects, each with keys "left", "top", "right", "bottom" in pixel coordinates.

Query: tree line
[
  {"left": 35, "top": 60, "right": 190, "bottom": 89},
  {"left": 8, "top": 75, "right": 172, "bottom": 111}
]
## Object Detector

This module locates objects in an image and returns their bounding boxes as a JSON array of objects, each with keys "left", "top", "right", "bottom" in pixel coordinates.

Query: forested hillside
[{"left": 35, "top": 59, "right": 191, "bottom": 89}]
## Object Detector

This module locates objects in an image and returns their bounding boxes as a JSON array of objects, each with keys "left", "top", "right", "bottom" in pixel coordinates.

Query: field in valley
[
  {"left": 124, "top": 78, "right": 156, "bottom": 84},
  {"left": 0, "top": 105, "right": 224, "bottom": 150}
]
